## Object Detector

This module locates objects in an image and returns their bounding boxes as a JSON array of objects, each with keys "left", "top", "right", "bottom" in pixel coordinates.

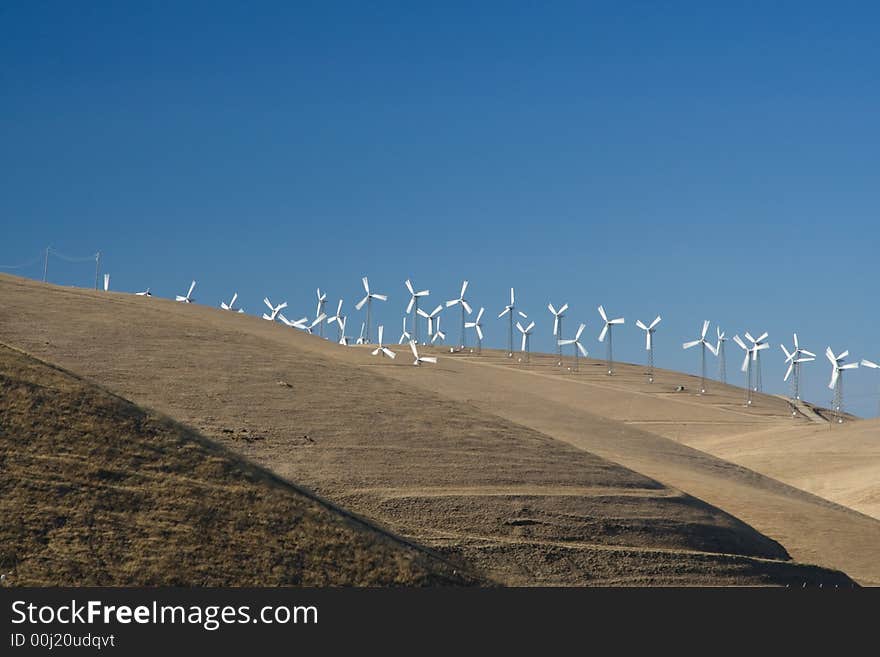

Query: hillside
[
  {"left": 678, "top": 418, "right": 880, "bottom": 520},
  {"left": 0, "top": 274, "right": 868, "bottom": 585},
  {"left": 0, "top": 344, "right": 474, "bottom": 586}
]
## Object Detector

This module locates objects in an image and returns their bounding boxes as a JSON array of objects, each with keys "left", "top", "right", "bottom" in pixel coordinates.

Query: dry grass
[{"left": 0, "top": 345, "right": 475, "bottom": 586}]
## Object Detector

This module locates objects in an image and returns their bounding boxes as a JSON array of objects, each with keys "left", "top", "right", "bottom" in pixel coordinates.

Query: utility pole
[
  {"left": 94, "top": 251, "right": 101, "bottom": 290},
  {"left": 42, "top": 246, "right": 49, "bottom": 282}
]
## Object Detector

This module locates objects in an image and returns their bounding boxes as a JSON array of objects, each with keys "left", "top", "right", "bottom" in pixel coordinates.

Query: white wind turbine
[
  {"left": 745, "top": 331, "right": 770, "bottom": 392},
  {"left": 715, "top": 326, "right": 728, "bottom": 384},
  {"left": 315, "top": 289, "right": 328, "bottom": 338},
  {"left": 733, "top": 335, "right": 755, "bottom": 406},
  {"left": 597, "top": 305, "right": 625, "bottom": 375},
  {"left": 861, "top": 358, "right": 880, "bottom": 416},
  {"left": 780, "top": 333, "right": 816, "bottom": 404},
  {"left": 262, "top": 297, "right": 288, "bottom": 322},
  {"left": 635, "top": 315, "right": 662, "bottom": 383},
  {"left": 136, "top": 287, "right": 152, "bottom": 296},
  {"left": 221, "top": 292, "right": 244, "bottom": 313},
  {"left": 103, "top": 273, "right": 110, "bottom": 291},
  {"left": 446, "top": 280, "right": 473, "bottom": 349},
  {"left": 418, "top": 304, "right": 443, "bottom": 345},
  {"left": 355, "top": 277, "right": 387, "bottom": 343},
  {"left": 431, "top": 315, "right": 446, "bottom": 345},
  {"left": 338, "top": 316, "right": 350, "bottom": 345},
  {"left": 398, "top": 316, "right": 412, "bottom": 344},
  {"left": 517, "top": 320, "right": 535, "bottom": 363},
  {"left": 409, "top": 340, "right": 437, "bottom": 366},
  {"left": 326, "top": 299, "right": 344, "bottom": 341},
  {"left": 355, "top": 321, "right": 367, "bottom": 345},
  {"left": 307, "top": 313, "right": 327, "bottom": 335},
  {"left": 683, "top": 320, "right": 718, "bottom": 394},
  {"left": 558, "top": 323, "right": 588, "bottom": 371},
  {"left": 498, "top": 288, "right": 527, "bottom": 357},
  {"left": 176, "top": 280, "right": 196, "bottom": 303},
  {"left": 405, "top": 279, "right": 430, "bottom": 344},
  {"left": 371, "top": 326, "right": 396, "bottom": 359},
  {"left": 465, "top": 307, "right": 485, "bottom": 354},
  {"left": 547, "top": 302, "right": 568, "bottom": 364},
  {"left": 827, "top": 347, "right": 859, "bottom": 423}
]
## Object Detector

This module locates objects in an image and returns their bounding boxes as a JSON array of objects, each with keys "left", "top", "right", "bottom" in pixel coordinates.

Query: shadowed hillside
[{"left": 0, "top": 344, "right": 476, "bottom": 586}]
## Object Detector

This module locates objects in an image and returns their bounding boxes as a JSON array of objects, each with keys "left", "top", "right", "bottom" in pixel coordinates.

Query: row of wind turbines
[{"left": 136, "top": 276, "right": 875, "bottom": 421}]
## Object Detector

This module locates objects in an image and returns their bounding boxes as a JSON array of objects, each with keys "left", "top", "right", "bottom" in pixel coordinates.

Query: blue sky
[{"left": 2, "top": 2, "right": 879, "bottom": 415}]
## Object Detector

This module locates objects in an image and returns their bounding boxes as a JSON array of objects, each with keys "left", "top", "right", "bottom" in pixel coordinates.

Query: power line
[{"left": 0, "top": 254, "right": 42, "bottom": 270}]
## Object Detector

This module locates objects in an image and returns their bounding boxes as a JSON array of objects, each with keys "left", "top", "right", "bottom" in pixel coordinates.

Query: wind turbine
[
  {"left": 103, "top": 274, "right": 110, "bottom": 291},
  {"left": 558, "top": 323, "right": 588, "bottom": 371},
  {"left": 683, "top": 321, "right": 718, "bottom": 393},
  {"left": 431, "top": 315, "right": 446, "bottom": 345},
  {"left": 221, "top": 292, "right": 244, "bottom": 313},
  {"left": 315, "top": 289, "right": 328, "bottom": 338},
  {"left": 745, "top": 331, "right": 770, "bottom": 392},
  {"left": 446, "top": 280, "right": 473, "bottom": 350},
  {"left": 635, "top": 315, "right": 662, "bottom": 383},
  {"left": 827, "top": 347, "right": 859, "bottom": 423},
  {"left": 405, "top": 279, "right": 430, "bottom": 344},
  {"left": 517, "top": 320, "right": 535, "bottom": 363},
  {"left": 262, "top": 297, "right": 288, "bottom": 322},
  {"left": 861, "top": 358, "right": 880, "bottom": 416},
  {"left": 716, "top": 327, "right": 728, "bottom": 384},
  {"left": 465, "top": 307, "right": 485, "bottom": 354},
  {"left": 338, "top": 316, "right": 350, "bottom": 345},
  {"left": 498, "top": 288, "right": 526, "bottom": 357},
  {"left": 307, "top": 313, "right": 327, "bottom": 335},
  {"left": 371, "top": 326, "right": 396, "bottom": 359},
  {"left": 597, "top": 305, "right": 625, "bottom": 375},
  {"left": 398, "top": 316, "right": 412, "bottom": 344},
  {"left": 355, "top": 277, "right": 387, "bottom": 343},
  {"left": 176, "top": 280, "right": 196, "bottom": 303},
  {"left": 781, "top": 333, "right": 816, "bottom": 404},
  {"left": 326, "top": 299, "right": 344, "bottom": 341},
  {"left": 418, "top": 304, "right": 443, "bottom": 344},
  {"left": 547, "top": 302, "right": 568, "bottom": 364},
  {"left": 733, "top": 335, "right": 755, "bottom": 406},
  {"left": 409, "top": 340, "right": 437, "bottom": 366},
  {"left": 136, "top": 288, "right": 152, "bottom": 297},
  {"left": 355, "top": 322, "right": 367, "bottom": 345}
]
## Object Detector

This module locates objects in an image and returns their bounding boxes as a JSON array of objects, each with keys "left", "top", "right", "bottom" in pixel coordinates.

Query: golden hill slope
[
  {"left": 0, "top": 274, "right": 865, "bottom": 585},
  {"left": 0, "top": 344, "right": 474, "bottom": 586}
]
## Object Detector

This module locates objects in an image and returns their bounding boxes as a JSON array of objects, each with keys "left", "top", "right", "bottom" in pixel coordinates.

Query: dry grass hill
[
  {"left": 0, "top": 343, "right": 475, "bottom": 586},
  {"left": 2, "top": 274, "right": 876, "bottom": 585}
]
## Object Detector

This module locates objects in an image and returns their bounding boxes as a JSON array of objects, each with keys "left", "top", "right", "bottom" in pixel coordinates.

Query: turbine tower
[
  {"left": 315, "top": 289, "right": 328, "bottom": 338},
  {"left": 405, "top": 279, "right": 430, "bottom": 344},
  {"left": 446, "top": 280, "right": 473, "bottom": 350},
  {"left": 781, "top": 333, "right": 816, "bottom": 404},
  {"left": 465, "top": 307, "right": 485, "bottom": 354},
  {"left": 716, "top": 327, "right": 728, "bottom": 384},
  {"left": 826, "top": 347, "right": 859, "bottom": 424},
  {"left": 517, "top": 320, "right": 535, "bottom": 363},
  {"left": 498, "top": 288, "right": 525, "bottom": 357},
  {"left": 547, "top": 302, "right": 568, "bottom": 365},
  {"left": 597, "top": 305, "right": 625, "bottom": 375},
  {"left": 733, "top": 335, "right": 754, "bottom": 406},
  {"left": 355, "top": 277, "right": 387, "bottom": 344},
  {"left": 558, "top": 323, "right": 588, "bottom": 371},
  {"left": 745, "top": 331, "right": 769, "bottom": 391},
  {"left": 683, "top": 320, "right": 718, "bottom": 394},
  {"left": 635, "top": 315, "right": 661, "bottom": 383}
]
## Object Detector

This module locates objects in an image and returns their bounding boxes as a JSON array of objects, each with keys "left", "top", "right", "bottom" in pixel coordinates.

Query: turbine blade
[
  {"left": 406, "top": 297, "right": 415, "bottom": 314},
  {"left": 683, "top": 340, "right": 701, "bottom": 349},
  {"left": 598, "top": 305, "right": 607, "bottom": 322},
  {"left": 577, "top": 342, "right": 588, "bottom": 357},
  {"left": 460, "top": 280, "right": 468, "bottom": 297},
  {"left": 636, "top": 320, "right": 647, "bottom": 331},
  {"left": 383, "top": 347, "right": 396, "bottom": 359},
  {"left": 476, "top": 326, "right": 483, "bottom": 341},
  {"left": 598, "top": 324, "right": 609, "bottom": 342},
  {"left": 650, "top": 315, "right": 662, "bottom": 329},
  {"left": 784, "top": 362, "right": 793, "bottom": 381},
  {"left": 362, "top": 276, "right": 370, "bottom": 293},
  {"left": 575, "top": 323, "right": 585, "bottom": 340},
  {"left": 701, "top": 320, "right": 710, "bottom": 339},
  {"left": 462, "top": 300, "right": 472, "bottom": 314},
  {"left": 558, "top": 303, "right": 568, "bottom": 314},
  {"left": 373, "top": 294, "right": 388, "bottom": 302},
  {"left": 405, "top": 279, "right": 414, "bottom": 295},
  {"left": 498, "top": 307, "right": 510, "bottom": 318},
  {"left": 355, "top": 296, "right": 368, "bottom": 310}
]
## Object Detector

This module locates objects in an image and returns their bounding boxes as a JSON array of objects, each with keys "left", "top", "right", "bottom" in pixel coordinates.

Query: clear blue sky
[{"left": 2, "top": 2, "right": 879, "bottom": 415}]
